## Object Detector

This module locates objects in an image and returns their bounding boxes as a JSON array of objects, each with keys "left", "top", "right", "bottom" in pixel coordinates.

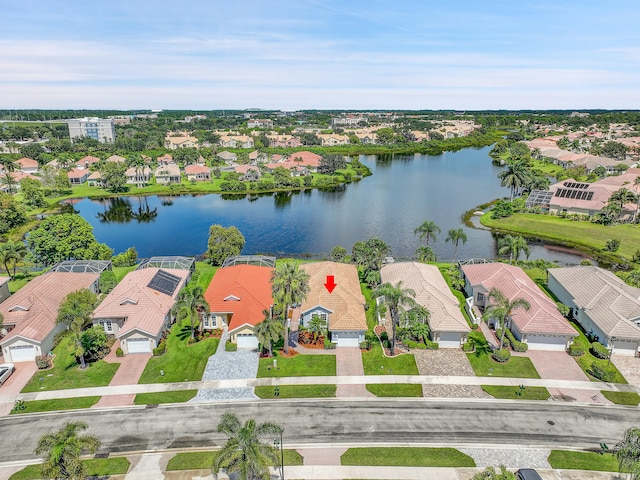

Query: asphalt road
[{"left": 2, "top": 399, "right": 638, "bottom": 462}]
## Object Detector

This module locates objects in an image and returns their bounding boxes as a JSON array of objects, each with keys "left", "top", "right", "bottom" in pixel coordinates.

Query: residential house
[
  {"left": 267, "top": 135, "right": 302, "bottom": 148},
  {"left": 67, "top": 168, "right": 89, "bottom": 185},
  {"left": 317, "top": 134, "right": 350, "bottom": 146},
  {"left": 0, "top": 277, "right": 10, "bottom": 304},
  {"left": 125, "top": 166, "right": 152, "bottom": 187},
  {"left": 204, "top": 265, "right": 274, "bottom": 349},
  {"left": 548, "top": 266, "right": 640, "bottom": 355},
  {"left": 165, "top": 133, "right": 199, "bottom": 150},
  {"left": 247, "top": 118, "right": 273, "bottom": 129},
  {"left": 16, "top": 157, "right": 39, "bottom": 174},
  {"left": 157, "top": 154, "right": 173, "bottom": 165},
  {"left": 380, "top": 262, "right": 470, "bottom": 347},
  {"left": 217, "top": 151, "right": 237, "bottom": 163},
  {"left": 184, "top": 164, "right": 211, "bottom": 182},
  {"left": 234, "top": 165, "right": 261, "bottom": 180},
  {"left": 92, "top": 267, "right": 190, "bottom": 354},
  {"left": 248, "top": 150, "right": 268, "bottom": 164},
  {"left": 87, "top": 171, "right": 103, "bottom": 187},
  {"left": 219, "top": 135, "right": 254, "bottom": 149},
  {"left": 0, "top": 171, "right": 39, "bottom": 192},
  {"left": 76, "top": 155, "right": 101, "bottom": 169},
  {"left": 0, "top": 272, "right": 100, "bottom": 362},
  {"left": 105, "top": 154, "right": 126, "bottom": 163},
  {"left": 265, "top": 151, "right": 322, "bottom": 174},
  {"left": 354, "top": 132, "right": 378, "bottom": 144},
  {"left": 332, "top": 115, "right": 368, "bottom": 127},
  {"left": 154, "top": 164, "right": 181, "bottom": 185},
  {"left": 299, "top": 262, "right": 367, "bottom": 347},
  {"left": 461, "top": 262, "right": 576, "bottom": 350}
]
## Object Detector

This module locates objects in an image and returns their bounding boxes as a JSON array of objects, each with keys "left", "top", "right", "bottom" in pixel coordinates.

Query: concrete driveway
[
  {"left": 93, "top": 348, "right": 150, "bottom": 408},
  {"left": 611, "top": 354, "right": 640, "bottom": 385},
  {"left": 0, "top": 362, "right": 38, "bottom": 416},
  {"left": 336, "top": 347, "right": 373, "bottom": 398}
]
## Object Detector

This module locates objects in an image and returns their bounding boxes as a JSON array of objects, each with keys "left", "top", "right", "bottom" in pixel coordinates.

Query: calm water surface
[{"left": 73, "top": 147, "right": 588, "bottom": 264}]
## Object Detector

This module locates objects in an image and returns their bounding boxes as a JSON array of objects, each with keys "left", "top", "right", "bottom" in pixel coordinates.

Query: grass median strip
[
  {"left": 601, "top": 390, "right": 640, "bottom": 405},
  {"left": 258, "top": 354, "right": 336, "bottom": 377},
  {"left": 481, "top": 385, "right": 550, "bottom": 400},
  {"left": 341, "top": 447, "right": 475, "bottom": 467},
  {"left": 134, "top": 390, "right": 198, "bottom": 405},
  {"left": 366, "top": 384, "right": 422, "bottom": 397},
  {"left": 10, "top": 396, "right": 101, "bottom": 414},
  {"left": 255, "top": 385, "right": 336, "bottom": 398},
  {"left": 362, "top": 345, "right": 418, "bottom": 375},
  {"left": 547, "top": 450, "right": 618, "bottom": 471},
  {"left": 9, "top": 457, "right": 130, "bottom": 480},
  {"left": 167, "top": 450, "right": 303, "bottom": 471}
]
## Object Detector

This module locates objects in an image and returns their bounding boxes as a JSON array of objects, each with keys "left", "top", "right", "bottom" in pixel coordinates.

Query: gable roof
[
  {"left": 381, "top": 262, "right": 469, "bottom": 333},
  {"left": 300, "top": 262, "right": 367, "bottom": 331},
  {"left": 16, "top": 157, "right": 39, "bottom": 169},
  {"left": 549, "top": 266, "right": 640, "bottom": 339},
  {"left": 461, "top": 262, "right": 575, "bottom": 336},
  {"left": 204, "top": 265, "right": 274, "bottom": 332}
]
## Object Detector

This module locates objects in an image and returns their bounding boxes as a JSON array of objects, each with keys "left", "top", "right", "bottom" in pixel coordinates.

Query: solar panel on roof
[{"left": 147, "top": 270, "right": 181, "bottom": 296}]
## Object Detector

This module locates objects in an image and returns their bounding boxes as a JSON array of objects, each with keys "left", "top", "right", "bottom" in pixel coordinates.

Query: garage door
[
  {"left": 237, "top": 334, "right": 259, "bottom": 349},
  {"left": 9, "top": 345, "right": 36, "bottom": 362},
  {"left": 334, "top": 331, "right": 360, "bottom": 348},
  {"left": 126, "top": 338, "right": 151, "bottom": 354},
  {"left": 438, "top": 332, "right": 462, "bottom": 348},
  {"left": 613, "top": 339, "right": 638, "bottom": 356},
  {"left": 525, "top": 334, "right": 568, "bottom": 351}
]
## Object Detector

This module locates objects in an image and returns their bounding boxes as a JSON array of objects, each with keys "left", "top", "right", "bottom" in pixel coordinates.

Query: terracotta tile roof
[
  {"left": 235, "top": 165, "right": 259, "bottom": 174},
  {"left": 300, "top": 262, "right": 367, "bottom": 332},
  {"left": 67, "top": 168, "right": 89, "bottom": 179},
  {"left": 79, "top": 155, "right": 100, "bottom": 165},
  {"left": 381, "top": 262, "right": 469, "bottom": 333},
  {"left": 461, "top": 263, "right": 575, "bottom": 336},
  {"left": 0, "top": 272, "right": 99, "bottom": 344},
  {"left": 92, "top": 268, "right": 189, "bottom": 338},
  {"left": 184, "top": 164, "right": 210, "bottom": 174},
  {"left": 204, "top": 265, "right": 274, "bottom": 333},
  {"left": 16, "top": 157, "right": 38, "bottom": 169},
  {"left": 106, "top": 155, "right": 126, "bottom": 163},
  {"left": 286, "top": 151, "right": 321, "bottom": 167}
]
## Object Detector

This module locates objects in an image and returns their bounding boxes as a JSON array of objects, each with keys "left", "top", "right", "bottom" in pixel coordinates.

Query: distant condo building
[{"left": 67, "top": 117, "right": 116, "bottom": 143}]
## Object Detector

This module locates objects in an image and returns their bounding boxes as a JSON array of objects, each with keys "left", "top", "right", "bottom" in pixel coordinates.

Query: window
[
  {"left": 100, "top": 320, "right": 113, "bottom": 333},
  {"left": 476, "top": 293, "right": 484, "bottom": 302}
]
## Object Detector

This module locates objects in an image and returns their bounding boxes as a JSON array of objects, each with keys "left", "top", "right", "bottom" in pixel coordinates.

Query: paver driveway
[
  {"left": 0, "top": 362, "right": 37, "bottom": 416},
  {"left": 93, "top": 345, "right": 150, "bottom": 408},
  {"left": 336, "top": 347, "right": 373, "bottom": 398}
]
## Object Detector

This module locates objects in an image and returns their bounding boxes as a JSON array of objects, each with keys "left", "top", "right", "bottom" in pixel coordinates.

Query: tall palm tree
[
  {"left": 212, "top": 412, "right": 282, "bottom": 480},
  {"left": 34, "top": 421, "right": 100, "bottom": 480},
  {"left": 0, "top": 240, "right": 27, "bottom": 279},
  {"left": 271, "top": 262, "right": 310, "bottom": 354},
  {"left": 56, "top": 289, "right": 99, "bottom": 369},
  {"left": 1, "top": 172, "right": 17, "bottom": 194},
  {"left": 374, "top": 281, "right": 417, "bottom": 356},
  {"left": 415, "top": 245, "right": 437, "bottom": 262},
  {"left": 498, "top": 161, "right": 530, "bottom": 200},
  {"left": 615, "top": 426, "right": 640, "bottom": 480},
  {"left": 497, "top": 235, "right": 530, "bottom": 264},
  {"left": 445, "top": 228, "right": 467, "bottom": 266},
  {"left": 633, "top": 176, "right": 640, "bottom": 225},
  {"left": 172, "top": 285, "right": 210, "bottom": 341},
  {"left": 482, "top": 288, "right": 531, "bottom": 350},
  {"left": 414, "top": 220, "right": 441, "bottom": 246},
  {"left": 254, "top": 310, "right": 284, "bottom": 357}
]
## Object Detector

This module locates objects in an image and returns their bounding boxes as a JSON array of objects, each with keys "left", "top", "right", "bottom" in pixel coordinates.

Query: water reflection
[{"left": 95, "top": 197, "right": 158, "bottom": 224}]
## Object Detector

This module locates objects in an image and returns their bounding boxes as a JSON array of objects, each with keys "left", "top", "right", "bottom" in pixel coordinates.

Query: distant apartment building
[
  {"left": 67, "top": 117, "right": 116, "bottom": 143},
  {"left": 331, "top": 115, "right": 368, "bottom": 127},
  {"left": 247, "top": 118, "right": 273, "bottom": 129}
]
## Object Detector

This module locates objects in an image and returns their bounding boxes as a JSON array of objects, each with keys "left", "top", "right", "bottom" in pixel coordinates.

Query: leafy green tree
[
  {"left": 0, "top": 193, "right": 27, "bottom": 234},
  {"left": 271, "top": 261, "right": 310, "bottom": 355},
  {"left": 212, "top": 412, "right": 281, "bottom": 480},
  {"left": 414, "top": 220, "right": 441, "bottom": 246},
  {"left": 472, "top": 465, "right": 516, "bottom": 480},
  {"left": 207, "top": 224, "right": 246, "bottom": 266},
  {"left": 615, "top": 426, "right": 640, "bottom": 480},
  {"left": 318, "top": 154, "right": 346, "bottom": 174},
  {"left": 254, "top": 310, "right": 284, "bottom": 357},
  {"left": 112, "top": 246, "right": 138, "bottom": 267},
  {"left": 20, "top": 143, "right": 45, "bottom": 162},
  {"left": 482, "top": 288, "right": 530, "bottom": 350},
  {"left": 172, "top": 285, "right": 210, "bottom": 341},
  {"left": 330, "top": 245, "right": 347, "bottom": 262},
  {"left": 54, "top": 169, "right": 72, "bottom": 195},
  {"left": 498, "top": 234, "right": 530, "bottom": 264},
  {"left": 0, "top": 240, "right": 27, "bottom": 279},
  {"left": 56, "top": 289, "right": 100, "bottom": 369},
  {"left": 100, "top": 161, "right": 129, "bottom": 193},
  {"left": 445, "top": 228, "right": 467, "bottom": 265},
  {"left": 28, "top": 214, "right": 113, "bottom": 266},
  {"left": 34, "top": 421, "right": 100, "bottom": 480},
  {"left": 19, "top": 177, "right": 47, "bottom": 208},
  {"left": 80, "top": 325, "right": 108, "bottom": 361},
  {"left": 374, "top": 281, "right": 417, "bottom": 356},
  {"left": 352, "top": 238, "right": 391, "bottom": 274}
]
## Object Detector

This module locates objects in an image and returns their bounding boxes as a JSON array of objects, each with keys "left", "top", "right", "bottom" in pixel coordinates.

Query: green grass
[
  {"left": 193, "top": 261, "right": 218, "bottom": 290},
  {"left": 362, "top": 345, "right": 419, "bottom": 375},
  {"left": 547, "top": 450, "right": 618, "bottom": 472},
  {"left": 366, "top": 384, "right": 423, "bottom": 397},
  {"left": 341, "top": 447, "right": 475, "bottom": 467},
  {"left": 21, "top": 335, "right": 120, "bottom": 393},
  {"left": 257, "top": 353, "right": 336, "bottom": 377},
  {"left": 361, "top": 282, "right": 378, "bottom": 331},
  {"left": 254, "top": 384, "right": 336, "bottom": 398},
  {"left": 138, "top": 324, "right": 219, "bottom": 383},
  {"left": 481, "top": 385, "right": 550, "bottom": 400},
  {"left": 9, "top": 457, "right": 130, "bottom": 479},
  {"left": 112, "top": 265, "right": 138, "bottom": 282},
  {"left": 467, "top": 351, "right": 540, "bottom": 378},
  {"left": 167, "top": 450, "right": 303, "bottom": 471},
  {"left": 134, "top": 390, "right": 198, "bottom": 405},
  {"left": 601, "top": 390, "right": 640, "bottom": 405},
  {"left": 11, "top": 396, "right": 100, "bottom": 414}
]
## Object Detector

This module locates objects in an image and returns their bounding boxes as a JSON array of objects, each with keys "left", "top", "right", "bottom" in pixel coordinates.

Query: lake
[{"left": 72, "top": 147, "right": 588, "bottom": 264}]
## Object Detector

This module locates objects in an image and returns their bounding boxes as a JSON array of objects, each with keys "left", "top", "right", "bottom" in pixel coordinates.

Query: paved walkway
[
  {"left": 612, "top": 354, "right": 640, "bottom": 386},
  {"left": 94, "top": 344, "right": 150, "bottom": 408},
  {"left": 336, "top": 348, "right": 373, "bottom": 397}
]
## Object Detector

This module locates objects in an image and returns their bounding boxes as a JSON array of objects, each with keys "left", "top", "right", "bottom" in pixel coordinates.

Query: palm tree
[
  {"left": 0, "top": 240, "right": 27, "bottom": 279},
  {"left": 307, "top": 313, "right": 327, "bottom": 343},
  {"left": 34, "top": 421, "right": 100, "bottom": 480},
  {"left": 374, "top": 281, "right": 417, "bottom": 356},
  {"left": 1, "top": 172, "right": 17, "bottom": 194},
  {"left": 498, "top": 161, "right": 530, "bottom": 200},
  {"left": 212, "top": 412, "right": 282, "bottom": 480},
  {"left": 497, "top": 235, "right": 530, "bottom": 264},
  {"left": 56, "top": 289, "right": 99, "bottom": 369},
  {"left": 254, "top": 310, "right": 284, "bottom": 357},
  {"left": 271, "top": 262, "right": 310, "bottom": 355},
  {"left": 482, "top": 288, "right": 531, "bottom": 350},
  {"left": 633, "top": 176, "right": 640, "bottom": 225},
  {"left": 445, "top": 228, "right": 467, "bottom": 265},
  {"left": 415, "top": 245, "right": 437, "bottom": 262},
  {"left": 172, "top": 285, "right": 210, "bottom": 341},
  {"left": 414, "top": 220, "right": 441, "bottom": 246},
  {"left": 615, "top": 426, "right": 640, "bottom": 480}
]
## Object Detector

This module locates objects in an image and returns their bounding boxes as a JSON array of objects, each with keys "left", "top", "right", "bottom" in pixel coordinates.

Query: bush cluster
[
  {"left": 35, "top": 355, "right": 51, "bottom": 370},
  {"left": 225, "top": 340, "right": 238, "bottom": 352},
  {"left": 324, "top": 339, "right": 337, "bottom": 350},
  {"left": 462, "top": 341, "right": 475, "bottom": 352},
  {"left": 504, "top": 329, "right": 528, "bottom": 352},
  {"left": 153, "top": 340, "right": 167, "bottom": 357},
  {"left": 589, "top": 362, "right": 615, "bottom": 382},
  {"left": 492, "top": 348, "right": 511, "bottom": 363},
  {"left": 568, "top": 343, "right": 585, "bottom": 356},
  {"left": 115, "top": 347, "right": 124, "bottom": 357},
  {"left": 590, "top": 341, "right": 610, "bottom": 359}
]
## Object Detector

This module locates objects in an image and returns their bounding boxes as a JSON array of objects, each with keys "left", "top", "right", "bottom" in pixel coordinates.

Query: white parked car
[{"left": 0, "top": 363, "right": 15, "bottom": 386}]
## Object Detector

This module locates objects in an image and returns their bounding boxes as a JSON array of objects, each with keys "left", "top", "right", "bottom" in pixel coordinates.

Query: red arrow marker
[{"left": 324, "top": 275, "right": 337, "bottom": 293}]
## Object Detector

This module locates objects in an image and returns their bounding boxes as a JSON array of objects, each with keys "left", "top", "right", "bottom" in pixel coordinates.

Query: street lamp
[
  {"left": 273, "top": 427, "right": 284, "bottom": 480},
  {"left": 608, "top": 337, "right": 616, "bottom": 367}
]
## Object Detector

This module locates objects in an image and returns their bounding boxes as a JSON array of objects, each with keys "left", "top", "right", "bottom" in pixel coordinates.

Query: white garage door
[
  {"left": 126, "top": 338, "right": 151, "bottom": 354},
  {"left": 9, "top": 345, "right": 36, "bottom": 362},
  {"left": 237, "top": 334, "right": 259, "bottom": 349},
  {"left": 334, "top": 331, "right": 360, "bottom": 348},
  {"left": 438, "top": 332, "right": 462, "bottom": 348},
  {"left": 613, "top": 339, "right": 638, "bottom": 356},
  {"left": 526, "top": 334, "right": 568, "bottom": 351}
]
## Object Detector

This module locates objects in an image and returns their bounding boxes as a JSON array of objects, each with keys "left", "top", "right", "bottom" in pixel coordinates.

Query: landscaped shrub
[
  {"left": 568, "top": 343, "right": 585, "bottom": 357},
  {"left": 225, "top": 340, "right": 237, "bottom": 352},
  {"left": 504, "top": 329, "right": 528, "bottom": 352},
  {"left": 35, "top": 355, "right": 51, "bottom": 370},
  {"left": 359, "top": 339, "right": 372, "bottom": 350},
  {"left": 152, "top": 340, "right": 166, "bottom": 357},
  {"left": 115, "top": 347, "right": 124, "bottom": 357},
  {"left": 591, "top": 341, "right": 610, "bottom": 359},
  {"left": 324, "top": 339, "right": 337, "bottom": 350},
  {"left": 424, "top": 339, "right": 439, "bottom": 350},
  {"left": 589, "top": 363, "right": 615, "bottom": 382},
  {"left": 491, "top": 348, "right": 511, "bottom": 363},
  {"left": 462, "top": 341, "right": 475, "bottom": 352}
]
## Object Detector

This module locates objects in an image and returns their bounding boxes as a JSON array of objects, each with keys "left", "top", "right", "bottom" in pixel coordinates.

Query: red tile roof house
[
  {"left": 0, "top": 272, "right": 100, "bottom": 362},
  {"left": 91, "top": 268, "right": 190, "bottom": 355},
  {"left": 461, "top": 262, "right": 576, "bottom": 351},
  {"left": 184, "top": 164, "right": 211, "bottom": 182},
  {"left": 67, "top": 168, "right": 89, "bottom": 185},
  {"left": 76, "top": 155, "right": 101, "bottom": 169},
  {"left": 16, "top": 157, "right": 39, "bottom": 174},
  {"left": 204, "top": 265, "right": 274, "bottom": 349},
  {"left": 299, "top": 262, "right": 368, "bottom": 347},
  {"left": 381, "top": 262, "right": 470, "bottom": 348}
]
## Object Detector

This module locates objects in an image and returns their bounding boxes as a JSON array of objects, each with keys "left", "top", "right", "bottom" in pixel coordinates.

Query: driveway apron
[
  {"left": 93, "top": 344, "right": 151, "bottom": 408},
  {"left": 336, "top": 347, "right": 373, "bottom": 398}
]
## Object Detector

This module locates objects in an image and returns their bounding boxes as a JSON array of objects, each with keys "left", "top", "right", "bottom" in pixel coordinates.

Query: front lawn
[
  {"left": 134, "top": 390, "right": 198, "bottom": 405},
  {"left": 362, "top": 345, "right": 418, "bottom": 375},
  {"left": 601, "top": 390, "right": 640, "bottom": 405},
  {"left": 569, "top": 321, "right": 627, "bottom": 384},
  {"left": 9, "top": 457, "right": 130, "bottom": 480},
  {"left": 467, "top": 351, "right": 540, "bottom": 378},
  {"left": 340, "top": 447, "right": 475, "bottom": 467},
  {"left": 11, "top": 396, "right": 100, "bottom": 414},
  {"left": 254, "top": 385, "right": 336, "bottom": 398},
  {"left": 138, "top": 324, "right": 219, "bottom": 384},
  {"left": 366, "top": 384, "right": 422, "bottom": 397},
  {"left": 481, "top": 385, "right": 550, "bottom": 400},
  {"left": 257, "top": 353, "right": 336, "bottom": 377},
  {"left": 547, "top": 450, "right": 618, "bottom": 472},
  {"left": 167, "top": 450, "right": 303, "bottom": 471},
  {"left": 21, "top": 335, "right": 120, "bottom": 393}
]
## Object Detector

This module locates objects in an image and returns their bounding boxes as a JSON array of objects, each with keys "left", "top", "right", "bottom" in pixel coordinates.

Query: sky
[{"left": 2, "top": 0, "right": 640, "bottom": 110}]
